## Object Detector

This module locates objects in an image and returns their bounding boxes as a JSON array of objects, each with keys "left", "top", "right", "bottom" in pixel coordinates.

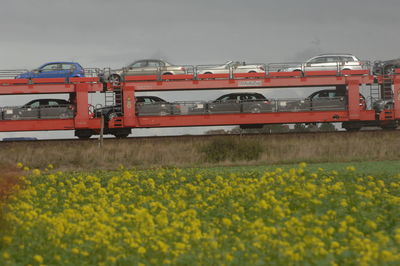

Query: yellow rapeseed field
[{"left": 0, "top": 163, "right": 399, "bottom": 265}]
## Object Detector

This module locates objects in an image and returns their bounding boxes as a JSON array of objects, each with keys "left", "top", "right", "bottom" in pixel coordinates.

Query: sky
[{"left": 0, "top": 0, "right": 399, "bottom": 139}]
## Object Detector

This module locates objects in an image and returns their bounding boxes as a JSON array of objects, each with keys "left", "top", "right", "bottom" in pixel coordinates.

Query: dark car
[
  {"left": 95, "top": 96, "right": 181, "bottom": 119},
  {"left": 208, "top": 93, "right": 273, "bottom": 114},
  {"left": 286, "top": 89, "right": 366, "bottom": 111},
  {"left": 15, "top": 62, "right": 85, "bottom": 79},
  {"left": 1, "top": 99, "right": 74, "bottom": 120},
  {"left": 373, "top": 58, "right": 400, "bottom": 75}
]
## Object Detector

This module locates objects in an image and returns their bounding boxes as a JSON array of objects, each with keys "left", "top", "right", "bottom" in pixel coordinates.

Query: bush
[{"left": 199, "top": 137, "right": 263, "bottom": 162}]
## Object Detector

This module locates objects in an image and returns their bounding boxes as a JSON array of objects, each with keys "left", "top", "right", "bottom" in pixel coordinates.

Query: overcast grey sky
[{"left": 0, "top": 0, "right": 399, "bottom": 138}]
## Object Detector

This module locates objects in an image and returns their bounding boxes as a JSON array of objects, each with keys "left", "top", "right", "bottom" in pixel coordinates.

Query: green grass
[{"left": 197, "top": 160, "right": 400, "bottom": 176}]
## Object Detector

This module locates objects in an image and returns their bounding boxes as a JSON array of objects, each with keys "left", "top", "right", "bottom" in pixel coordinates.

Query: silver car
[
  {"left": 198, "top": 61, "right": 265, "bottom": 75},
  {"left": 281, "top": 54, "right": 363, "bottom": 73},
  {"left": 1, "top": 99, "right": 74, "bottom": 120},
  {"left": 285, "top": 89, "right": 366, "bottom": 112},
  {"left": 208, "top": 93, "right": 273, "bottom": 114},
  {"left": 102, "top": 59, "right": 187, "bottom": 83},
  {"left": 95, "top": 96, "right": 181, "bottom": 119}
]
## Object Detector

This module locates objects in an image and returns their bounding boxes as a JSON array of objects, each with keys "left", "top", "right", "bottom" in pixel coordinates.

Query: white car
[
  {"left": 281, "top": 54, "right": 364, "bottom": 73},
  {"left": 197, "top": 61, "right": 265, "bottom": 74}
]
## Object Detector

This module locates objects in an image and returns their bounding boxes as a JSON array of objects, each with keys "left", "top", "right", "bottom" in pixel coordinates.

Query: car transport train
[{"left": 0, "top": 54, "right": 399, "bottom": 138}]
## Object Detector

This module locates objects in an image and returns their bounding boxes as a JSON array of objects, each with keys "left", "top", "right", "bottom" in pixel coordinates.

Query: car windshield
[{"left": 25, "top": 101, "right": 40, "bottom": 108}]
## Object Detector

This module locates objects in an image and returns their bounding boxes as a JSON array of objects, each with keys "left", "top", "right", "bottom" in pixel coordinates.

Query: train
[{"left": 0, "top": 60, "right": 398, "bottom": 139}]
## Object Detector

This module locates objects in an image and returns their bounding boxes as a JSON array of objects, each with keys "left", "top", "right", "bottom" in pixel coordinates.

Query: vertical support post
[
  {"left": 394, "top": 74, "right": 400, "bottom": 119},
  {"left": 347, "top": 79, "right": 360, "bottom": 120},
  {"left": 74, "top": 83, "right": 89, "bottom": 128},
  {"left": 99, "top": 114, "right": 104, "bottom": 148},
  {"left": 122, "top": 84, "right": 137, "bottom": 127}
]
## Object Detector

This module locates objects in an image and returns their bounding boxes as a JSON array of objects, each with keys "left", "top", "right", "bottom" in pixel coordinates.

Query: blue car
[{"left": 16, "top": 62, "right": 85, "bottom": 79}]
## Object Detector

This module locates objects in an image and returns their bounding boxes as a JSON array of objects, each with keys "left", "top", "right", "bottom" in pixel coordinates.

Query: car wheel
[
  {"left": 202, "top": 72, "right": 215, "bottom": 80},
  {"left": 109, "top": 74, "right": 121, "bottom": 85},
  {"left": 250, "top": 106, "right": 261, "bottom": 113},
  {"left": 293, "top": 69, "right": 304, "bottom": 76},
  {"left": 162, "top": 72, "right": 173, "bottom": 81}
]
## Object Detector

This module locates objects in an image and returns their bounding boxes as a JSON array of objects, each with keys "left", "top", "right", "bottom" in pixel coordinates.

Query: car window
[
  {"left": 326, "top": 57, "right": 339, "bottom": 62},
  {"left": 341, "top": 56, "right": 355, "bottom": 62},
  {"left": 217, "top": 95, "right": 231, "bottom": 102},
  {"left": 61, "top": 64, "right": 75, "bottom": 70},
  {"left": 41, "top": 64, "right": 60, "bottom": 72},
  {"left": 230, "top": 95, "right": 240, "bottom": 101},
  {"left": 130, "top": 61, "right": 147, "bottom": 68},
  {"left": 147, "top": 61, "right": 160, "bottom": 67},
  {"left": 314, "top": 91, "right": 329, "bottom": 98},
  {"left": 241, "top": 95, "right": 256, "bottom": 100},
  {"left": 141, "top": 97, "right": 155, "bottom": 103},
  {"left": 308, "top": 57, "right": 327, "bottom": 64},
  {"left": 48, "top": 100, "right": 62, "bottom": 106}
]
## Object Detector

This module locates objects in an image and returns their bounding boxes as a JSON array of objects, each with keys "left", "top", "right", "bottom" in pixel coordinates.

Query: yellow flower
[
  {"left": 47, "top": 164, "right": 54, "bottom": 169},
  {"left": 3, "top": 236, "right": 12, "bottom": 245},
  {"left": 138, "top": 247, "right": 146, "bottom": 254},
  {"left": 71, "top": 248, "right": 79, "bottom": 254},
  {"left": 33, "top": 255, "right": 44, "bottom": 263},
  {"left": 32, "top": 169, "right": 41, "bottom": 176},
  {"left": 366, "top": 220, "right": 377, "bottom": 230},
  {"left": 298, "top": 162, "right": 307, "bottom": 168},
  {"left": 16, "top": 162, "right": 23, "bottom": 168},
  {"left": 222, "top": 218, "right": 232, "bottom": 227},
  {"left": 2, "top": 252, "right": 10, "bottom": 260}
]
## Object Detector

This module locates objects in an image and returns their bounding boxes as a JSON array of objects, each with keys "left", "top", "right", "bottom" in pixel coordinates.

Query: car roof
[
  {"left": 221, "top": 92, "right": 263, "bottom": 96},
  {"left": 315, "top": 53, "right": 355, "bottom": 57},
  {"left": 28, "top": 98, "right": 70, "bottom": 102},
  {"left": 40, "top": 62, "right": 81, "bottom": 65},
  {"left": 38, "top": 62, "right": 83, "bottom": 68}
]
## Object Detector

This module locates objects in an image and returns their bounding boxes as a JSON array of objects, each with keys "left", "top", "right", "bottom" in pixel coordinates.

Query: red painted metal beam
[
  {"left": 136, "top": 110, "right": 376, "bottom": 128},
  {"left": 0, "top": 119, "right": 75, "bottom": 132},
  {"left": 269, "top": 71, "right": 302, "bottom": 78},
  {"left": 347, "top": 79, "right": 361, "bottom": 120},
  {"left": 197, "top": 73, "right": 230, "bottom": 79},
  {"left": 234, "top": 73, "right": 266, "bottom": 78},
  {"left": 74, "top": 83, "right": 90, "bottom": 128},
  {"left": 122, "top": 85, "right": 137, "bottom": 127},
  {"left": 128, "top": 75, "right": 374, "bottom": 92},
  {"left": 0, "top": 118, "right": 102, "bottom": 132},
  {"left": 0, "top": 83, "right": 103, "bottom": 95},
  {"left": 394, "top": 75, "right": 400, "bottom": 119},
  {"left": 303, "top": 71, "right": 338, "bottom": 76}
]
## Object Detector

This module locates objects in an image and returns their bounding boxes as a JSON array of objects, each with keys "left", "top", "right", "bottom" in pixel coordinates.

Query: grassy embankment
[{"left": 0, "top": 131, "right": 399, "bottom": 171}]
